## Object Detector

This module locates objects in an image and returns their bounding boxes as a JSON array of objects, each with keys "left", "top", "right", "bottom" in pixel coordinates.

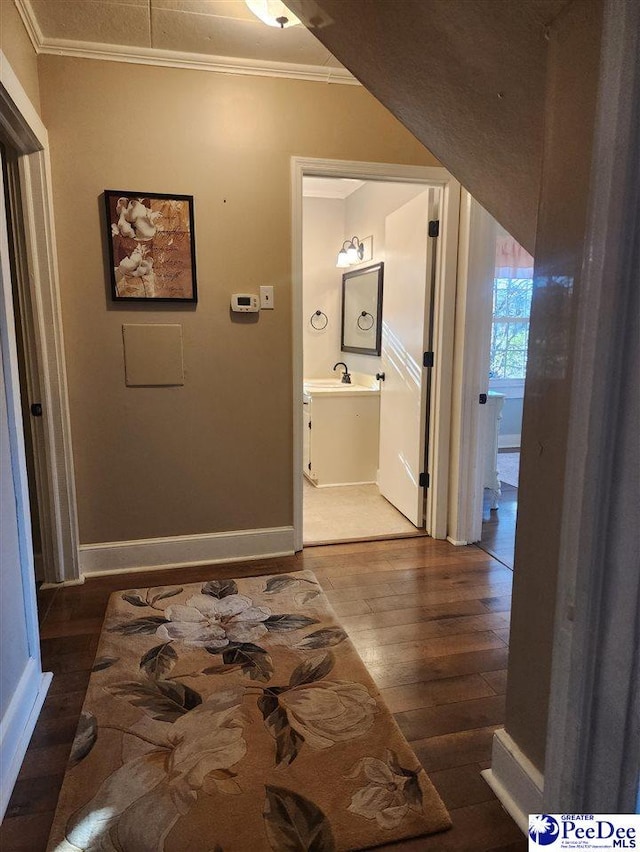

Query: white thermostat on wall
[{"left": 231, "top": 293, "right": 260, "bottom": 313}]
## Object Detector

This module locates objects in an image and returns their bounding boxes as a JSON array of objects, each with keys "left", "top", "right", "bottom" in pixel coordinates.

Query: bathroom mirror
[{"left": 341, "top": 262, "right": 384, "bottom": 356}]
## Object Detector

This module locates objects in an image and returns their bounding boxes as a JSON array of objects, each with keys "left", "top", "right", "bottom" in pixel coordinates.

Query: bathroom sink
[
  {"left": 303, "top": 379, "right": 379, "bottom": 404},
  {"left": 303, "top": 379, "right": 353, "bottom": 390}
]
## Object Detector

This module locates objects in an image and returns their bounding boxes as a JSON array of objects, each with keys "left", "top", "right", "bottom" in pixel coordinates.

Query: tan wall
[
  {"left": 38, "top": 56, "right": 437, "bottom": 544},
  {"left": 0, "top": 0, "right": 41, "bottom": 115},
  {"left": 505, "top": 0, "right": 603, "bottom": 771}
]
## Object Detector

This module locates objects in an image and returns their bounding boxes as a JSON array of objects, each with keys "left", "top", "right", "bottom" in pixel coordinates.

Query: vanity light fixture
[
  {"left": 245, "top": 0, "right": 302, "bottom": 28},
  {"left": 336, "top": 236, "right": 365, "bottom": 268}
]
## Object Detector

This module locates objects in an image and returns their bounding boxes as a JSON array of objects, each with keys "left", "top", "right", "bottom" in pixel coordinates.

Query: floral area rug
[{"left": 47, "top": 570, "right": 451, "bottom": 852}]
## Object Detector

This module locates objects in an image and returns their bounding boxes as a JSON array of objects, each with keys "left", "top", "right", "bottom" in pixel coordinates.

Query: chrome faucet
[{"left": 333, "top": 362, "right": 351, "bottom": 384}]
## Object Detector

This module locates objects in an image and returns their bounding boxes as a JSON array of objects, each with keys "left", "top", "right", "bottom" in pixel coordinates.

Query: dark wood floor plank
[
  {"left": 4, "top": 775, "right": 65, "bottom": 818},
  {"left": 492, "top": 628, "right": 511, "bottom": 644},
  {"left": 481, "top": 595, "right": 513, "bottom": 613},
  {"left": 0, "top": 813, "right": 55, "bottom": 852},
  {"left": 324, "top": 582, "right": 397, "bottom": 603},
  {"left": 349, "top": 612, "right": 510, "bottom": 647},
  {"left": 412, "top": 725, "right": 500, "bottom": 773},
  {"left": 354, "top": 630, "right": 507, "bottom": 667},
  {"left": 15, "top": 743, "right": 72, "bottom": 781},
  {"left": 381, "top": 674, "right": 496, "bottom": 713},
  {"left": 328, "top": 598, "right": 372, "bottom": 617},
  {"left": 38, "top": 690, "right": 86, "bottom": 721},
  {"left": 395, "top": 694, "right": 507, "bottom": 741},
  {"left": 328, "top": 560, "right": 511, "bottom": 589},
  {"left": 46, "top": 669, "right": 91, "bottom": 696},
  {"left": 367, "top": 647, "right": 510, "bottom": 690},
  {"left": 341, "top": 599, "right": 489, "bottom": 633},
  {"left": 367, "top": 582, "right": 514, "bottom": 611},
  {"left": 481, "top": 669, "right": 508, "bottom": 695},
  {"left": 375, "top": 800, "right": 526, "bottom": 850},
  {"left": 430, "top": 763, "right": 498, "bottom": 810}
]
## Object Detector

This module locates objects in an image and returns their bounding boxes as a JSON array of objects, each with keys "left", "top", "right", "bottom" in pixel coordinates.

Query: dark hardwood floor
[
  {"left": 479, "top": 483, "right": 518, "bottom": 569},
  {"left": 0, "top": 538, "right": 525, "bottom": 852}
]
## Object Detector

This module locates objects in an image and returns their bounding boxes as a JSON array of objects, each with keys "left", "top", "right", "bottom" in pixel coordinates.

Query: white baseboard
[
  {"left": 304, "top": 479, "right": 377, "bottom": 488},
  {"left": 40, "top": 576, "right": 85, "bottom": 589},
  {"left": 447, "top": 536, "right": 469, "bottom": 546},
  {"left": 0, "top": 660, "right": 52, "bottom": 819},
  {"left": 498, "top": 434, "right": 521, "bottom": 450},
  {"left": 481, "top": 728, "right": 543, "bottom": 834},
  {"left": 79, "top": 526, "right": 295, "bottom": 577}
]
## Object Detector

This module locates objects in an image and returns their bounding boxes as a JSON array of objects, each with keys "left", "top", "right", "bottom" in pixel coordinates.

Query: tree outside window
[
  {"left": 489, "top": 230, "right": 534, "bottom": 383},
  {"left": 489, "top": 277, "right": 533, "bottom": 380}
]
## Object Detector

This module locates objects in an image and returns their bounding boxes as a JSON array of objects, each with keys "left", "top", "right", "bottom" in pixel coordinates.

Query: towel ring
[
  {"left": 310, "top": 310, "right": 328, "bottom": 330},
  {"left": 357, "top": 311, "right": 375, "bottom": 331}
]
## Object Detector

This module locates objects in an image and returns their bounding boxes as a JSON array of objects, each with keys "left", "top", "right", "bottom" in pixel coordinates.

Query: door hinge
[
  {"left": 419, "top": 471, "right": 430, "bottom": 488},
  {"left": 423, "top": 351, "right": 434, "bottom": 368},
  {"left": 308, "top": 462, "right": 311, "bottom": 471},
  {"left": 479, "top": 393, "right": 488, "bottom": 404},
  {"left": 428, "top": 220, "right": 440, "bottom": 238},
  {"left": 308, "top": 420, "right": 312, "bottom": 429}
]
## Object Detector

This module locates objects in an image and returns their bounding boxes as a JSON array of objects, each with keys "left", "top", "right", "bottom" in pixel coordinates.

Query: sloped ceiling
[{"left": 287, "top": 0, "right": 572, "bottom": 251}]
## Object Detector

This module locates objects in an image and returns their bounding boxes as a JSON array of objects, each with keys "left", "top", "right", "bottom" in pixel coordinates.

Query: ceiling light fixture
[
  {"left": 245, "top": 0, "right": 302, "bottom": 28},
  {"left": 336, "top": 237, "right": 364, "bottom": 268}
]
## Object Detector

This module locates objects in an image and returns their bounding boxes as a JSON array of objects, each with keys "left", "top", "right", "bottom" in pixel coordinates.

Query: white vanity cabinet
[{"left": 303, "top": 384, "right": 380, "bottom": 486}]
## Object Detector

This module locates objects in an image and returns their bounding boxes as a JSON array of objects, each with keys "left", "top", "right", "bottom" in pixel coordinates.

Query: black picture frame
[
  {"left": 341, "top": 262, "right": 384, "bottom": 356},
  {"left": 104, "top": 189, "right": 197, "bottom": 303}
]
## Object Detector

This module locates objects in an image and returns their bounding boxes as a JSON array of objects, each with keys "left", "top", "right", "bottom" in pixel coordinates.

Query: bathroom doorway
[{"left": 292, "top": 160, "right": 461, "bottom": 548}]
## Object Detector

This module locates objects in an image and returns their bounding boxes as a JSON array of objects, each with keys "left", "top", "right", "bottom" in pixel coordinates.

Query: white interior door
[
  {"left": 378, "top": 188, "right": 439, "bottom": 526},
  {"left": 0, "top": 144, "right": 50, "bottom": 819}
]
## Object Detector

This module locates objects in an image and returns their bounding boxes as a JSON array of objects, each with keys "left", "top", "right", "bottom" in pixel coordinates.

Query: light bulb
[
  {"left": 336, "top": 250, "right": 350, "bottom": 268},
  {"left": 245, "top": 0, "right": 301, "bottom": 28}
]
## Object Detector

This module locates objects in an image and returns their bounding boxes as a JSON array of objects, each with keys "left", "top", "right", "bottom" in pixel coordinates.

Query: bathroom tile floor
[{"left": 303, "top": 478, "right": 425, "bottom": 545}]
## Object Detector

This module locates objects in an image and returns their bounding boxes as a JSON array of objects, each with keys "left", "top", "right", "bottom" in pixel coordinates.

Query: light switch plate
[{"left": 260, "top": 285, "right": 274, "bottom": 309}]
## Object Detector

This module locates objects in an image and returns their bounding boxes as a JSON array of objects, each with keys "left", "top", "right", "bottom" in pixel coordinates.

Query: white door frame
[
  {"left": 447, "top": 191, "right": 497, "bottom": 545},
  {"left": 0, "top": 52, "right": 80, "bottom": 584},
  {"left": 291, "top": 157, "right": 460, "bottom": 551},
  {"left": 0, "top": 133, "right": 52, "bottom": 822}
]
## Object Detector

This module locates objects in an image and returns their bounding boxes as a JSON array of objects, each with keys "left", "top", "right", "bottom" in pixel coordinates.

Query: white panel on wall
[{"left": 123, "top": 324, "right": 184, "bottom": 387}]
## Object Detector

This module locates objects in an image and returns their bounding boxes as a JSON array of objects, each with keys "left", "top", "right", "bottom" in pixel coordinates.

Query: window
[
  {"left": 489, "top": 276, "right": 533, "bottom": 380},
  {"left": 489, "top": 230, "right": 534, "bottom": 385}
]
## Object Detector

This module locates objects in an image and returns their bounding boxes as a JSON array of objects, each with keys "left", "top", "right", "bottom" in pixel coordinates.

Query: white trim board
[
  {"left": 499, "top": 434, "right": 521, "bottom": 450},
  {"left": 80, "top": 526, "right": 295, "bottom": 576},
  {"left": 0, "top": 50, "right": 80, "bottom": 583},
  {"left": 0, "top": 658, "right": 52, "bottom": 820},
  {"left": 15, "top": 0, "right": 357, "bottom": 86},
  {"left": 447, "top": 193, "right": 496, "bottom": 546},
  {"left": 481, "top": 728, "right": 543, "bottom": 834}
]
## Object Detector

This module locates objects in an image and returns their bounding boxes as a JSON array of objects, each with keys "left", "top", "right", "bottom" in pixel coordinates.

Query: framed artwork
[{"left": 104, "top": 190, "right": 197, "bottom": 302}]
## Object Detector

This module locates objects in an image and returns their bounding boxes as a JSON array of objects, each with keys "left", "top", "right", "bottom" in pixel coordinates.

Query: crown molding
[
  {"left": 15, "top": 0, "right": 43, "bottom": 53},
  {"left": 14, "top": 0, "right": 358, "bottom": 85}
]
